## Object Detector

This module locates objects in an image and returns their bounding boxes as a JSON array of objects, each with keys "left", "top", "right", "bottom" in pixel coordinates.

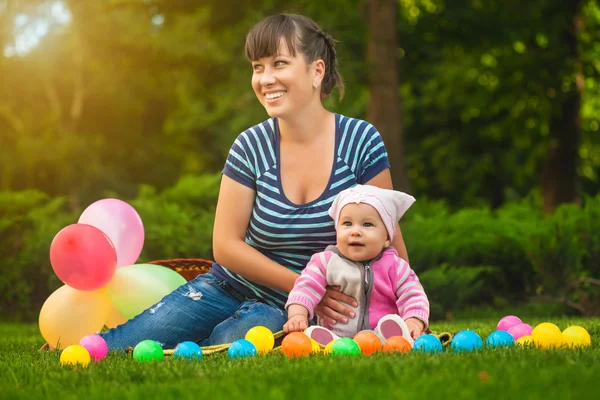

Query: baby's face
[{"left": 336, "top": 203, "right": 390, "bottom": 262}]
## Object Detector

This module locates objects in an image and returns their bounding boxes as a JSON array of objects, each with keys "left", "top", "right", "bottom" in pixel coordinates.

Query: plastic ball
[
  {"left": 60, "top": 345, "right": 91, "bottom": 367},
  {"left": 331, "top": 338, "right": 361, "bottom": 356},
  {"left": 133, "top": 340, "right": 164, "bottom": 362},
  {"left": 516, "top": 335, "right": 534, "bottom": 347},
  {"left": 383, "top": 336, "right": 412, "bottom": 353},
  {"left": 532, "top": 322, "right": 562, "bottom": 349},
  {"left": 450, "top": 330, "right": 483, "bottom": 352},
  {"left": 507, "top": 323, "right": 533, "bottom": 341},
  {"left": 228, "top": 339, "right": 257, "bottom": 359},
  {"left": 562, "top": 326, "right": 591, "bottom": 349},
  {"left": 486, "top": 330, "right": 515, "bottom": 348},
  {"left": 174, "top": 341, "right": 203, "bottom": 360},
  {"left": 310, "top": 339, "right": 321, "bottom": 354},
  {"left": 497, "top": 315, "right": 522, "bottom": 332},
  {"left": 413, "top": 334, "right": 443, "bottom": 353},
  {"left": 79, "top": 334, "right": 108, "bottom": 362},
  {"left": 353, "top": 330, "right": 383, "bottom": 355},
  {"left": 245, "top": 326, "right": 274, "bottom": 354},
  {"left": 281, "top": 332, "right": 312, "bottom": 358}
]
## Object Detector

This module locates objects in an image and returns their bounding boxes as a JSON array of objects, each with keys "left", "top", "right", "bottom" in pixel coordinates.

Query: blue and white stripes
[{"left": 211, "top": 114, "right": 390, "bottom": 308}]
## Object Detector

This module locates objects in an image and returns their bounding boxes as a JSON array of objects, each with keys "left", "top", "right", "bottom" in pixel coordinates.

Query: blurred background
[{"left": 1, "top": 0, "right": 598, "bottom": 322}]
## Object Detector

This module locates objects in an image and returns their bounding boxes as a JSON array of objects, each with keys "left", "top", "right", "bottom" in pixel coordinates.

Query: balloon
[
  {"left": 104, "top": 300, "right": 128, "bottom": 329},
  {"left": 78, "top": 198, "right": 145, "bottom": 267},
  {"left": 106, "top": 264, "right": 187, "bottom": 319},
  {"left": 49, "top": 224, "right": 117, "bottom": 291},
  {"left": 39, "top": 286, "right": 110, "bottom": 349}
]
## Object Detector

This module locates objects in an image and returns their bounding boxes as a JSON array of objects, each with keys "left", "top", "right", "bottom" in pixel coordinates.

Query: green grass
[{"left": 1, "top": 318, "right": 599, "bottom": 400}]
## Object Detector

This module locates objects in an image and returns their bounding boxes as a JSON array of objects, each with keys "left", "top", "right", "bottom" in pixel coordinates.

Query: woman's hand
[
  {"left": 405, "top": 317, "right": 426, "bottom": 339},
  {"left": 314, "top": 286, "right": 358, "bottom": 325}
]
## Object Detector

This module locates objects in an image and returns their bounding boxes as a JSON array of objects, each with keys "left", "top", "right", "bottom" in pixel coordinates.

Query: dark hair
[{"left": 245, "top": 14, "right": 345, "bottom": 100}]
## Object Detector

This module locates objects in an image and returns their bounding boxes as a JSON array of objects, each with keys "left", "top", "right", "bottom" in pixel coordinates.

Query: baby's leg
[
  {"left": 99, "top": 273, "right": 245, "bottom": 350},
  {"left": 304, "top": 325, "right": 340, "bottom": 345},
  {"left": 375, "top": 314, "right": 414, "bottom": 344}
]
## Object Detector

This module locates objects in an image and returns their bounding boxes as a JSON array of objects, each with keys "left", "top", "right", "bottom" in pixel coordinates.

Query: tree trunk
[
  {"left": 366, "top": 0, "right": 410, "bottom": 192},
  {"left": 541, "top": 0, "right": 583, "bottom": 214}
]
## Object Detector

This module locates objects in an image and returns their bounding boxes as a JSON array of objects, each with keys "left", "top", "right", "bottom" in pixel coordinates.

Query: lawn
[{"left": 0, "top": 317, "right": 598, "bottom": 400}]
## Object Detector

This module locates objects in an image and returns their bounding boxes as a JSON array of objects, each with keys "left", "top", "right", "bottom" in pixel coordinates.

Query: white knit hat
[{"left": 328, "top": 185, "right": 416, "bottom": 240}]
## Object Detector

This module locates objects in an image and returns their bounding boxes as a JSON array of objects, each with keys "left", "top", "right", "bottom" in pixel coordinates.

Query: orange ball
[
  {"left": 281, "top": 332, "right": 312, "bottom": 358},
  {"left": 383, "top": 336, "right": 412, "bottom": 353},
  {"left": 353, "top": 331, "right": 383, "bottom": 355}
]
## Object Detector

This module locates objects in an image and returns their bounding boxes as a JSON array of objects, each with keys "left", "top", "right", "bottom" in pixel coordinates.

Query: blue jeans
[{"left": 99, "top": 273, "right": 287, "bottom": 350}]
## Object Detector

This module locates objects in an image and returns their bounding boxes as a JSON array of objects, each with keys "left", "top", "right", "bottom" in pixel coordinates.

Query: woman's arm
[
  {"left": 212, "top": 175, "right": 300, "bottom": 293},
  {"left": 365, "top": 168, "right": 410, "bottom": 263}
]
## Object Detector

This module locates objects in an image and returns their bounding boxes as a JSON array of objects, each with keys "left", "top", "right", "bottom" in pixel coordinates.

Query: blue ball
[
  {"left": 413, "top": 334, "right": 443, "bottom": 353},
  {"left": 228, "top": 339, "right": 258, "bottom": 359},
  {"left": 451, "top": 330, "right": 483, "bottom": 352},
  {"left": 486, "top": 330, "right": 515, "bottom": 348},
  {"left": 173, "top": 341, "right": 203, "bottom": 360}
]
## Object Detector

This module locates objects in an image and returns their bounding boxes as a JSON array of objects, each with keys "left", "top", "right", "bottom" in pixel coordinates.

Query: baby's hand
[
  {"left": 283, "top": 314, "right": 309, "bottom": 333},
  {"left": 405, "top": 317, "right": 426, "bottom": 339}
]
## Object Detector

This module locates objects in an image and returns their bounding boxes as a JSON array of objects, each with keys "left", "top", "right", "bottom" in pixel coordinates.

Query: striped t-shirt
[{"left": 210, "top": 113, "right": 390, "bottom": 308}]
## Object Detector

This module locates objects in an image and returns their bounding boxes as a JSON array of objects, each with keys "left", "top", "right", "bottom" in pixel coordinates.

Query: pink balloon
[
  {"left": 507, "top": 323, "right": 533, "bottom": 341},
  {"left": 80, "top": 334, "right": 108, "bottom": 362},
  {"left": 50, "top": 224, "right": 117, "bottom": 290},
  {"left": 497, "top": 315, "right": 522, "bottom": 332},
  {"left": 78, "top": 198, "right": 145, "bottom": 267}
]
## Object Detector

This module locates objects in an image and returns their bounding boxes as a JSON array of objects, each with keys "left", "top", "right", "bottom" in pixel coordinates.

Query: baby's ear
[{"left": 385, "top": 237, "right": 391, "bottom": 248}]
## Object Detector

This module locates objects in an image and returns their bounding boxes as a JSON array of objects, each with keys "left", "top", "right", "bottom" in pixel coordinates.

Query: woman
[{"left": 99, "top": 13, "right": 413, "bottom": 350}]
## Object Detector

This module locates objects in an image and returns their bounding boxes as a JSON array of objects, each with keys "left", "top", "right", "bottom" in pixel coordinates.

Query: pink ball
[
  {"left": 497, "top": 315, "right": 522, "bottom": 332},
  {"left": 79, "top": 334, "right": 108, "bottom": 362},
  {"left": 507, "top": 323, "right": 533, "bottom": 340}
]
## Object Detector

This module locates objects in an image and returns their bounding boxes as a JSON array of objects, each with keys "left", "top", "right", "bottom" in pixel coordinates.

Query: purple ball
[
  {"left": 79, "top": 334, "right": 108, "bottom": 362},
  {"left": 497, "top": 315, "right": 522, "bottom": 332},
  {"left": 507, "top": 323, "right": 533, "bottom": 340}
]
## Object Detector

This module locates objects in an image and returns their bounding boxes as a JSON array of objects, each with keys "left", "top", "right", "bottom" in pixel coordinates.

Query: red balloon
[{"left": 50, "top": 224, "right": 117, "bottom": 291}]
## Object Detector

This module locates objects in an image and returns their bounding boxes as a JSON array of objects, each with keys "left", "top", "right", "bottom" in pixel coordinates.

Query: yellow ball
[
  {"left": 324, "top": 340, "right": 337, "bottom": 355},
  {"left": 60, "top": 345, "right": 91, "bottom": 367},
  {"left": 562, "top": 326, "right": 591, "bottom": 349},
  {"left": 516, "top": 335, "right": 534, "bottom": 347},
  {"left": 245, "top": 326, "right": 274, "bottom": 354},
  {"left": 310, "top": 339, "right": 321, "bottom": 354},
  {"left": 532, "top": 322, "right": 563, "bottom": 349}
]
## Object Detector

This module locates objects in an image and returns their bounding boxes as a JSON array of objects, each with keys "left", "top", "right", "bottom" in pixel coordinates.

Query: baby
[{"left": 283, "top": 184, "right": 429, "bottom": 345}]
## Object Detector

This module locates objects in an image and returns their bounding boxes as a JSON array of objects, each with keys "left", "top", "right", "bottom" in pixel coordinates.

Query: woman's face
[{"left": 251, "top": 40, "right": 323, "bottom": 119}]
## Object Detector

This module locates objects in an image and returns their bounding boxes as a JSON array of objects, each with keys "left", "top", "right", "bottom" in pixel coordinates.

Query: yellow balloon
[
  {"left": 105, "top": 300, "right": 128, "bottom": 329},
  {"left": 562, "top": 326, "right": 591, "bottom": 349},
  {"left": 39, "top": 285, "right": 110, "bottom": 349},
  {"left": 60, "top": 345, "right": 91, "bottom": 367},
  {"left": 532, "top": 322, "right": 562, "bottom": 349},
  {"left": 311, "top": 339, "right": 321, "bottom": 354},
  {"left": 245, "top": 326, "right": 274, "bottom": 354},
  {"left": 516, "top": 335, "right": 534, "bottom": 347}
]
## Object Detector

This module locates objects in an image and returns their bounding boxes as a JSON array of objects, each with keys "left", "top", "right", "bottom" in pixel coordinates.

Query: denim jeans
[{"left": 99, "top": 273, "right": 287, "bottom": 350}]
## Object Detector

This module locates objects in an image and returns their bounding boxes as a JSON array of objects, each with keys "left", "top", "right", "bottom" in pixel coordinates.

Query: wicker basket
[{"left": 147, "top": 257, "right": 213, "bottom": 281}]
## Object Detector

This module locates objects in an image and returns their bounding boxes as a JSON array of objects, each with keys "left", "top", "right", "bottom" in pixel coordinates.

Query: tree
[{"left": 366, "top": 0, "right": 410, "bottom": 191}]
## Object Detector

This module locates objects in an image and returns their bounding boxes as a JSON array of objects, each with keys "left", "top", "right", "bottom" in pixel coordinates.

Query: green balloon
[
  {"left": 106, "top": 264, "right": 187, "bottom": 319},
  {"left": 133, "top": 340, "right": 164, "bottom": 362},
  {"left": 331, "top": 338, "right": 361, "bottom": 356}
]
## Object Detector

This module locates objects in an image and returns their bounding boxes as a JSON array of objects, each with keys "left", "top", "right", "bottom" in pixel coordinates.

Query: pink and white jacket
[{"left": 286, "top": 245, "right": 430, "bottom": 338}]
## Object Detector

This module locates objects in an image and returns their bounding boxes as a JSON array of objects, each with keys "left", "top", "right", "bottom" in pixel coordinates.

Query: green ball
[
  {"left": 133, "top": 340, "right": 164, "bottom": 362},
  {"left": 331, "top": 338, "right": 361, "bottom": 356}
]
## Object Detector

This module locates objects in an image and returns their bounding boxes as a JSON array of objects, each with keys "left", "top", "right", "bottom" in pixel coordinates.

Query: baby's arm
[
  {"left": 284, "top": 252, "right": 330, "bottom": 331},
  {"left": 393, "top": 256, "right": 430, "bottom": 332}
]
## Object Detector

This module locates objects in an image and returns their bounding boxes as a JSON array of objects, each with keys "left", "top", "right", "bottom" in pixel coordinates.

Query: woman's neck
[{"left": 277, "top": 104, "right": 333, "bottom": 144}]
